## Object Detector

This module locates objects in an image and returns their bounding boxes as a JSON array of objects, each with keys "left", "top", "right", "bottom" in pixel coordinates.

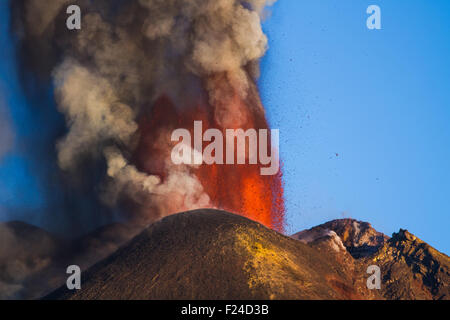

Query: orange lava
[{"left": 134, "top": 90, "right": 285, "bottom": 232}]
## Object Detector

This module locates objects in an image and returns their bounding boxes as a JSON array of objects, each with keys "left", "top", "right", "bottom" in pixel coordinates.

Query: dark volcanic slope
[
  {"left": 0, "top": 221, "right": 141, "bottom": 300},
  {"left": 367, "top": 229, "right": 450, "bottom": 300},
  {"left": 47, "top": 209, "right": 376, "bottom": 300}
]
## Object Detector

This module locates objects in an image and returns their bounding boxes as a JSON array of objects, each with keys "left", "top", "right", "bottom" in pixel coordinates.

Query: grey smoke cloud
[
  {"left": 0, "top": 97, "right": 14, "bottom": 159},
  {"left": 52, "top": 60, "right": 138, "bottom": 170},
  {"left": 15, "top": 0, "right": 70, "bottom": 39},
  {"left": 12, "top": 0, "right": 276, "bottom": 224}
]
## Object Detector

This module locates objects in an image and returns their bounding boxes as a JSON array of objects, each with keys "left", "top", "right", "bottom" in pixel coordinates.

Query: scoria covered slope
[{"left": 46, "top": 209, "right": 373, "bottom": 300}]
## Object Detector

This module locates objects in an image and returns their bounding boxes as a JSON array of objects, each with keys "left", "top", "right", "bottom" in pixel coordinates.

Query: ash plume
[{"left": 10, "top": 0, "right": 278, "bottom": 228}]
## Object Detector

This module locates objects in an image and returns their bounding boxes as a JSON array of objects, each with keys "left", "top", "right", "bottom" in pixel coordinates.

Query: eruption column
[{"left": 11, "top": 0, "right": 284, "bottom": 231}]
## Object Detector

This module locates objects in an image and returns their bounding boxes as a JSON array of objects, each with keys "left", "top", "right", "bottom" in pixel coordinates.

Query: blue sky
[
  {"left": 0, "top": 1, "right": 449, "bottom": 253},
  {"left": 0, "top": 1, "right": 45, "bottom": 218},
  {"left": 260, "top": 0, "right": 450, "bottom": 253}
]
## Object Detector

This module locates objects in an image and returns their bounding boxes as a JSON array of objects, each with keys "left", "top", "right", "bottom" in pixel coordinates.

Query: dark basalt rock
[{"left": 367, "top": 229, "right": 450, "bottom": 300}]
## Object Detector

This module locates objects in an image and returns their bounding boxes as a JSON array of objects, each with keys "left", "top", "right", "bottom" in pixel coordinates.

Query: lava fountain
[{"left": 135, "top": 76, "right": 284, "bottom": 231}]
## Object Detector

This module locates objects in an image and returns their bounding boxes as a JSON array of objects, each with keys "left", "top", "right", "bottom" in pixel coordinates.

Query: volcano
[
  {"left": 43, "top": 209, "right": 449, "bottom": 300},
  {"left": 45, "top": 209, "right": 365, "bottom": 300}
]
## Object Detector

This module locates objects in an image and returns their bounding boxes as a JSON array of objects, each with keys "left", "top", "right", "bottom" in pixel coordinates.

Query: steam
[{"left": 11, "top": 0, "right": 276, "bottom": 225}]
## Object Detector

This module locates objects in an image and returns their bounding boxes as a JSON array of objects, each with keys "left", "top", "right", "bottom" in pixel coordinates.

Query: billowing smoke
[{"left": 10, "top": 0, "right": 280, "bottom": 229}]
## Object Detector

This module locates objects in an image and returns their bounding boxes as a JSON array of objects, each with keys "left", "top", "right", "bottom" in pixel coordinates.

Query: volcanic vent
[{"left": 11, "top": 0, "right": 284, "bottom": 231}]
